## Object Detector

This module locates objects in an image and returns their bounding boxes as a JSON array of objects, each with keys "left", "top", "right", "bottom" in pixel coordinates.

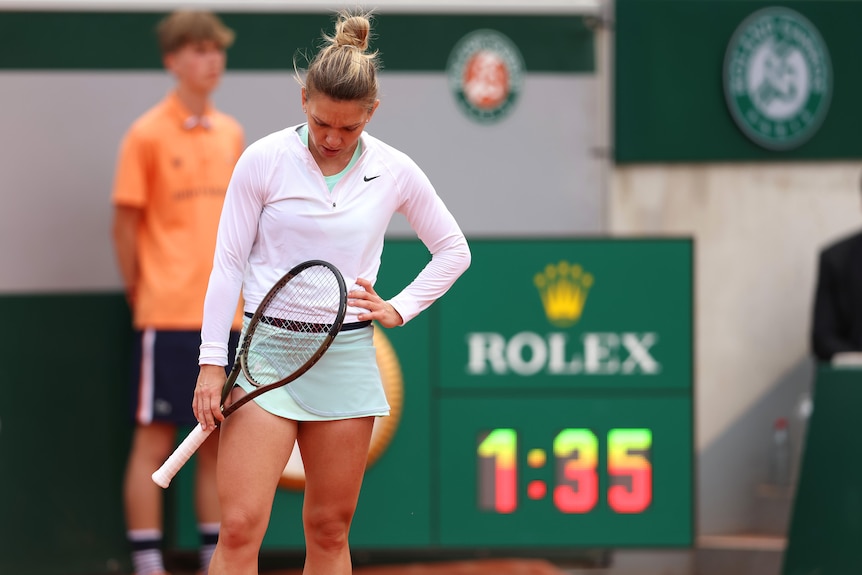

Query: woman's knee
[
  {"left": 304, "top": 511, "right": 351, "bottom": 552},
  {"left": 219, "top": 509, "right": 266, "bottom": 550}
]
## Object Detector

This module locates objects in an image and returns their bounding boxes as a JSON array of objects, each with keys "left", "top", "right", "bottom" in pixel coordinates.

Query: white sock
[
  {"left": 199, "top": 522, "right": 220, "bottom": 575},
  {"left": 128, "top": 529, "right": 165, "bottom": 575}
]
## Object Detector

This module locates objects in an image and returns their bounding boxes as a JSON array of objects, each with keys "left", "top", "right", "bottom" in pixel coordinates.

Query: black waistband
[{"left": 244, "top": 312, "right": 370, "bottom": 332}]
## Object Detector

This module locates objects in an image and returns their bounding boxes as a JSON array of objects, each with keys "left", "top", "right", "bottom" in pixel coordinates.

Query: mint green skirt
[{"left": 234, "top": 319, "right": 390, "bottom": 421}]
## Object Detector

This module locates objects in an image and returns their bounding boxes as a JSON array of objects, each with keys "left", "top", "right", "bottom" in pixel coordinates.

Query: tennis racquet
[{"left": 152, "top": 259, "right": 347, "bottom": 488}]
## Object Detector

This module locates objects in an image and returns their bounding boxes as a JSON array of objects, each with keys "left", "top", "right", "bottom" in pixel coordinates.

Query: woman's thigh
[
  {"left": 297, "top": 417, "right": 375, "bottom": 517},
  {"left": 217, "top": 389, "right": 299, "bottom": 518}
]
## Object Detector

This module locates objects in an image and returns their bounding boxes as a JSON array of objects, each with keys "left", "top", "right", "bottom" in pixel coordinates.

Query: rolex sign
[{"left": 437, "top": 239, "right": 694, "bottom": 391}]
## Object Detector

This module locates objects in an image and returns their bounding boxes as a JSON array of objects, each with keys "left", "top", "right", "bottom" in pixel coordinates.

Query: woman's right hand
[{"left": 194, "top": 364, "right": 228, "bottom": 432}]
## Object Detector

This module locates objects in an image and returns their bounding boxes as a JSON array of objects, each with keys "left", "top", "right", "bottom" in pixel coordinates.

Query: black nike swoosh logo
[{"left": 363, "top": 175, "right": 381, "bottom": 182}]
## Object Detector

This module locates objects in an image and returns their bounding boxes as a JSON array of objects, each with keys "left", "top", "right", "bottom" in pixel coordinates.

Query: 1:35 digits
[{"left": 477, "top": 428, "right": 652, "bottom": 514}]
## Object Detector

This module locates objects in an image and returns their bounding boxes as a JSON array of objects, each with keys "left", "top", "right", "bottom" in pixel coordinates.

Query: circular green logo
[
  {"left": 447, "top": 29, "right": 524, "bottom": 124},
  {"left": 724, "top": 7, "right": 832, "bottom": 150}
]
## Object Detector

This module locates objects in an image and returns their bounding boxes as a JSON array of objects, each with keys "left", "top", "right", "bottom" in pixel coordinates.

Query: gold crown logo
[{"left": 533, "top": 261, "right": 594, "bottom": 327}]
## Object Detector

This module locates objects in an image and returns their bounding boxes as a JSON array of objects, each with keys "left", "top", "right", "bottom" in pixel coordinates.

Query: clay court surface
[
  {"left": 160, "top": 558, "right": 570, "bottom": 575},
  {"left": 262, "top": 559, "right": 568, "bottom": 574}
]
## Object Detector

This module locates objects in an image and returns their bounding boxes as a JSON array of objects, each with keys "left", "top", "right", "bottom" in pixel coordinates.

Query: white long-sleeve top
[{"left": 199, "top": 125, "right": 471, "bottom": 366}]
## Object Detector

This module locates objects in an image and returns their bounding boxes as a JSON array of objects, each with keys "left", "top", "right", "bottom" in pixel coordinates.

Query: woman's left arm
[{"left": 385, "top": 164, "right": 471, "bottom": 324}]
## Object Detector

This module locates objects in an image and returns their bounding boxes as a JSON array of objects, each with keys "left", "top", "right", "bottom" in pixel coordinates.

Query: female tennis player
[{"left": 193, "top": 9, "right": 470, "bottom": 575}]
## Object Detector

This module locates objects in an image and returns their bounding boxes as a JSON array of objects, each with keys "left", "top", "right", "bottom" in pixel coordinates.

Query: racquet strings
[{"left": 243, "top": 264, "right": 344, "bottom": 387}]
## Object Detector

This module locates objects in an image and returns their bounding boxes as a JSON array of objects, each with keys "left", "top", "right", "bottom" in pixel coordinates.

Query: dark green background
[
  {"left": 0, "top": 294, "right": 133, "bottom": 574},
  {"left": 439, "top": 239, "right": 693, "bottom": 391},
  {"left": 438, "top": 395, "right": 692, "bottom": 547},
  {"left": 615, "top": 0, "right": 862, "bottom": 162},
  {"left": 783, "top": 366, "right": 862, "bottom": 574},
  {"left": 0, "top": 11, "right": 594, "bottom": 72}
]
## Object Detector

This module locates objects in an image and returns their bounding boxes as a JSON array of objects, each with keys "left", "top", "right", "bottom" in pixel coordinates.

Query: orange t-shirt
[{"left": 112, "top": 91, "right": 244, "bottom": 330}]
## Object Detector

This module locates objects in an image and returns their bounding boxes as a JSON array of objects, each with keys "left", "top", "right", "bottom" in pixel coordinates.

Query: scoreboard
[{"left": 175, "top": 238, "right": 694, "bottom": 550}]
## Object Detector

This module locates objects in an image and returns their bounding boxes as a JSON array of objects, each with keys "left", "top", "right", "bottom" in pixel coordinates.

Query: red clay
[{"left": 266, "top": 558, "right": 569, "bottom": 575}]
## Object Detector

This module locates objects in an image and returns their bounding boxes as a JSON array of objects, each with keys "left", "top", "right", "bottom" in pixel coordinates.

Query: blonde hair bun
[
  {"left": 297, "top": 9, "right": 380, "bottom": 107},
  {"left": 333, "top": 14, "right": 371, "bottom": 52}
]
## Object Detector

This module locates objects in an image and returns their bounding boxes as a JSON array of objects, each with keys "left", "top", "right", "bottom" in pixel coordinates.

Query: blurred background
[{"left": 1, "top": 1, "right": 859, "bottom": 574}]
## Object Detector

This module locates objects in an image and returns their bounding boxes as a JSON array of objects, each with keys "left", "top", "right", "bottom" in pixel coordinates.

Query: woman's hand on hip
[{"left": 349, "top": 277, "right": 404, "bottom": 328}]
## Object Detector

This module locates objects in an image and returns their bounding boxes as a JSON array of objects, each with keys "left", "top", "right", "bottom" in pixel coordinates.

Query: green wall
[
  {"left": 0, "top": 295, "right": 134, "bottom": 574},
  {"left": 784, "top": 366, "right": 862, "bottom": 574},
  {"left": 0, "top": 11, "right": 593, "bottom": 72},
  {"left": 615, "top": 0, "right": 862, "bottom": 162}
]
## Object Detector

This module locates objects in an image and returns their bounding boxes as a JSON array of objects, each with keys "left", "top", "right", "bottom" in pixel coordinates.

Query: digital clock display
[
  {"left": 438, "top": 394, "right": 691, "bottom": 547},
  {"left": 478, "top": 427, "right": 653, "bottom": 515}
]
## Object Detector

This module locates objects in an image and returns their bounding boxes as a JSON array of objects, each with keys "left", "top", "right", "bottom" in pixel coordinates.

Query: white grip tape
[{"left": 151, "top": 424, "right": 213, "bottom": 488}]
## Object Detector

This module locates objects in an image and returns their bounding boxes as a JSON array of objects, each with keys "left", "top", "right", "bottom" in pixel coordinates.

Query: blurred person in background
[
  {"left": 812, "top": 171, "right": 862, "bottom": 364},
  {"left": 110, "top": 10, "right": 243, "bottom": 575}
]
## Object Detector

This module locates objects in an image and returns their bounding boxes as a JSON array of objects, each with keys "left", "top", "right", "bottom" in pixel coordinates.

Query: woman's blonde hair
[{"left": 297, "top": 10, "right": 381, "bottom": 109}]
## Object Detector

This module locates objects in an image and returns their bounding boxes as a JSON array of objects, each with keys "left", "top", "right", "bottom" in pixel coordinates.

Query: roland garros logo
[
  {"left": 447, "top": 29, "right": 524, "bottom": 123},
  {"left": 724, "top": 7, "right": 832, "bottom": 151}
]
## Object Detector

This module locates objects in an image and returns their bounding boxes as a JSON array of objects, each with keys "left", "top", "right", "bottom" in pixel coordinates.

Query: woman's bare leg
[
  {"left": 297, "top": 417, "right": 374, "bottom": 575},
  {"left": 208, "top": 389, "right": 298, "bottom": 575}
]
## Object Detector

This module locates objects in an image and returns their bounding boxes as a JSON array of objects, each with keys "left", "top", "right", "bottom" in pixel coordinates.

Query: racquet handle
[{"left": 151, "top": 424, "right": 213, "bottom": 488}]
